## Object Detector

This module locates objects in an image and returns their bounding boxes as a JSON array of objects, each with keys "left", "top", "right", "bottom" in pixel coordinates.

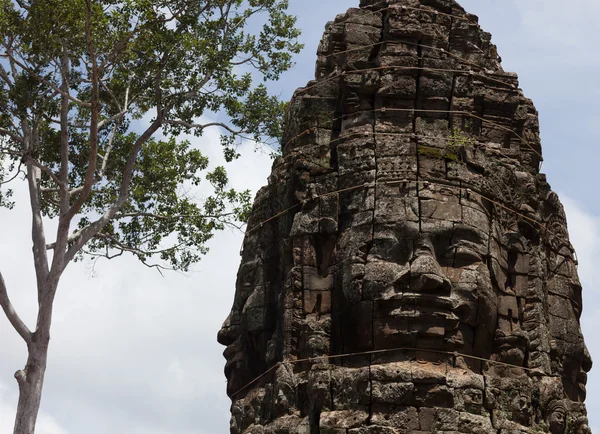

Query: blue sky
[{"left": 1, "top": 0, "right": 599, "bottom": 433}]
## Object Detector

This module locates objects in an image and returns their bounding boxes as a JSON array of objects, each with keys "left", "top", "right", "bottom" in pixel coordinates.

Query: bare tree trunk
[
  {"left": 11, "top": 276, "right": 56, "bottom": 434},
  {"left": 12, "top": 331, "right": 49, "bottom": 434}
]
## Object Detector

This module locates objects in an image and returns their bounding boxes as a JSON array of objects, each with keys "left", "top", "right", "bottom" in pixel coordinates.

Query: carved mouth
[
  {"left": 381, "top": 293, "right": 460, "bottom": 319},
  {"left": 223, "top": 344, "right": 243, "bottom": 378},
  {"left": 401, "top": 293, "right": 457, "bottom": 310},
  {"left": 493, "top": 331, "right": 528, "bottom": 357},
  {"left": 224, "top": 362, "right": 235, "bottom": 380},
  {"left": 375, "top": 294, "right": 464, "bottom": 341}
]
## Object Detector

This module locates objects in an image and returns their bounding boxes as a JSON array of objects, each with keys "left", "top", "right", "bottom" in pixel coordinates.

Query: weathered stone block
[{"left": 220, "top": 1, "right": 592, "bottom": 433}]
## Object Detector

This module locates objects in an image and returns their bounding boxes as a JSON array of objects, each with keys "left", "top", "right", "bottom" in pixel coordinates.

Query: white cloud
[{"left": 0, "top": 381, "right": 69, "bottom": 434}]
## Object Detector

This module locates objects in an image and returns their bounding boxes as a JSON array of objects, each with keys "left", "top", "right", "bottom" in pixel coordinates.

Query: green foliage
[
  {"left": 448, "top": 126, "right": 477, "bottom": 151},
  {"left": 418, "top": 145, "right": 459, "bottom": 162},
  {"left": 417, "top": 127, "right": 476, "bottom": 163},
  {"left": 0, "top": 0, "right": 302, "bottom": 271},
  {"left": 0, "top": 150, "right": 15, "bottom": 209},
  {"left": 75, "top": 139, "right": 253, "bottom": 271}
]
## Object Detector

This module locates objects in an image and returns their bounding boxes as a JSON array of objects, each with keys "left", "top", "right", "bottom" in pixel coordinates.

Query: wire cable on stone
[
  {"left": 280, "top": 129, "right": 524, "bottom": 170},
  {"left": 230, "top": 345, "right": 538, "bottom": 399},
  {"left": 303, "top": 61, "right": 516, "bottom": 97},
  {"left": 324, "top": 4, "right": 474, "bottom": 27},
  {"left": 245, "top": 176, "right": 560, "bottom": 241},
  {"left": 313, "top": 38, "right": 512, "bottom": 79},
  {"left": 280, "top": 107, "right": 540, "bottom": 163}
]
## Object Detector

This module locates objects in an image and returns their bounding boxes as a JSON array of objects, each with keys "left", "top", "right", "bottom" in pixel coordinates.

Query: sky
[{"left": 1, "top": 0, "right": 599, "bottom": 433}]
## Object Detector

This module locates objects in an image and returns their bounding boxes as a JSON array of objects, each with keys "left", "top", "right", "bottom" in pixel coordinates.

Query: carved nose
[
  {"left": 416, "top": 273, "right": 446, "bottom": 291},
  {"left": 410, "top": 254, "right": 451, "bottom": 294},
  {"left": 217, "top": 313, "right": 239, "bottom": 346}
]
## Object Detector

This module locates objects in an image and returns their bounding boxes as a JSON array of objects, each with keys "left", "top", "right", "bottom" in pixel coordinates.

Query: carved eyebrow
[{"left": 452, "top": 224, "right": 487, "bottom": 244}]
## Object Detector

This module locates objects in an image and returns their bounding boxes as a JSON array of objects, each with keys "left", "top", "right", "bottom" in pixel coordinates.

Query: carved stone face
[
  {"left": 578, "top": 424, "right": 592, "bottom": 434},
  {"left": 547, "top": 272, "right": 591, "bottom": 401},
  {"left": 217, "top": 311, "right": 243, "bottom": 396},
  {"left": 217, "top": 245, "right": 276, "bottom": 397},
  {"left": 355, "top": 183, "right": 497, "bottom": 366},
  {"left": 547, "top": 401, "right": 567, "bottom": 434}
]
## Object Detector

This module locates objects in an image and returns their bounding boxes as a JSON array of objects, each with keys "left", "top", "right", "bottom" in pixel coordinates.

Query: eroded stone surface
[{"left": 218, "top": 0, "right": 592, "bottom": 432}]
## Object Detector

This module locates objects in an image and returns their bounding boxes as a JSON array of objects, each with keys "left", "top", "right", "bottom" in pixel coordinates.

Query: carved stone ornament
[{"left": 218, "top": 0, "right": 592, "bottom": 432}]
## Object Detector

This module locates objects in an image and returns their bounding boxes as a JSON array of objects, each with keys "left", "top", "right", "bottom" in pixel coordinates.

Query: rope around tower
[
  {"left": 230, "top": 345, "right": 539, "bottom": 399},
  {"left": 245, "top": 176, "right": 560, "bottom": 240},
  {"left": 281, "top": 107, "right": 539, "bottom": 160}
]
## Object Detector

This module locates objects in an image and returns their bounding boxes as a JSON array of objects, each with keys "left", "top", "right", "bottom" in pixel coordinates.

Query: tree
[{"left": 0, "top": 0, "right": 301, "bottom": 432}]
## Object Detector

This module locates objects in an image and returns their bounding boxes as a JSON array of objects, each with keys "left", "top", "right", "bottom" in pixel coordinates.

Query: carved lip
[
  {"left": 223, "top": 342, "right": 243, "bottom": 376},
  {"left": 378, "top": 294, "right": 462, "bottom": 328},
  {"left": 224, "top": 356, "right": 245, "bottom": 380},
  {"left": 383, "top": 293, "right": 457, "bottom": 312},
  {"left": 400, "top": 293, "right": 456, "bottom": 309},
  {"left": 493, "top": 332, "right": 528, "bottom": 354},
  {"left": 224, "top": 359, "right": 235, "bottom": 378}
]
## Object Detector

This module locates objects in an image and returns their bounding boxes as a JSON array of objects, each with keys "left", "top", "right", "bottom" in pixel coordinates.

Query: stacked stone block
[{"left": 218, "top": 1, "right": 591, "bottom": 433}]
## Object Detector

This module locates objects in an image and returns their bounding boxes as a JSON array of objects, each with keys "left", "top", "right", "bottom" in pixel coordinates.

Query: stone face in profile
[{"left": 217, "top": 0, "right": 592, "bottom": 432}]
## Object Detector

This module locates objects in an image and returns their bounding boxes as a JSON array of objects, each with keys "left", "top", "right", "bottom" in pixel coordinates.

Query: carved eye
[{"left": 454, "top": 246, "right": 482, "bottom": 265}]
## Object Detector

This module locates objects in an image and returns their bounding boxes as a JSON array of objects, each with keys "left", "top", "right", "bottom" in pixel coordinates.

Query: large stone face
[{"left": 217, "top": 0, "right": 592, "bottom": 433}]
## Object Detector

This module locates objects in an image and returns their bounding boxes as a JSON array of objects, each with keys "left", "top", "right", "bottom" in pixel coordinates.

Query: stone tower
[{"left": 217, "top": 0, "right": 592, "bottom": 432}]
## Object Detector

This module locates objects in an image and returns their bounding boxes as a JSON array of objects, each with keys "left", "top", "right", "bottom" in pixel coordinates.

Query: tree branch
[
  {"left": 0, "top": 127, "right": 24, "bottom": 144},
  {"left": 1, "top": 53, "right": 92, "bottom": 108},
  {"left": 61, "top": 118, "right": 162, "bottom": 266},
  {"left": 230, "top": 56, "right": 259, "bottom": 67},
  {"left": 94, "top": 232, "right": 187, "bottom": 256},
  {"left": 0, "top": 62, "right": 14, "bottom": 88},
  {"left": 161, "top": 70, "right": 212, "bottom": 110},
  {"left": 58, "top": 45, "right": 71, "bottom": 215},
  {"left": 98, "top": 75, "right": 123, "bottom": 111},
  {"left": 97, "top": 109, "right": 127, "bottom": 130},
  {"left": 46, "top": 228, "right": 83, "bottom": 250},
  {"left": 63, "top": 1, "right": 100, "bottom": 222},
  {"left": 113, "top": 211, "right": 236, "bottom": 220},
  {"left": 98, "top": 120, "right": 119, "bottom": 178},
  {"left": 99, "top": 21, "right": 142, "bottom": 71},
  {"left": 82, "top": 247, "right": 175, "bottom": 276},
  {"left": 27, "top": 159, "right": 64, "bottom": 189},
  {"left": 0, "top": 161, "right": 24, "bottom": 186},
  {"left": 97, "top": 76, "right": 132, "bottom": 129},
  {"left": 164, "top": 119, "right": 243, "bottom": 135},
  {"left": 25, "top": 164, "right": 50, "bottom": 304},
  {"left": 0, "top": 271, "right": 32, "bottom": 344},
  {"left": 164, "top": 118, "right": 277, "bottom": 152}
]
